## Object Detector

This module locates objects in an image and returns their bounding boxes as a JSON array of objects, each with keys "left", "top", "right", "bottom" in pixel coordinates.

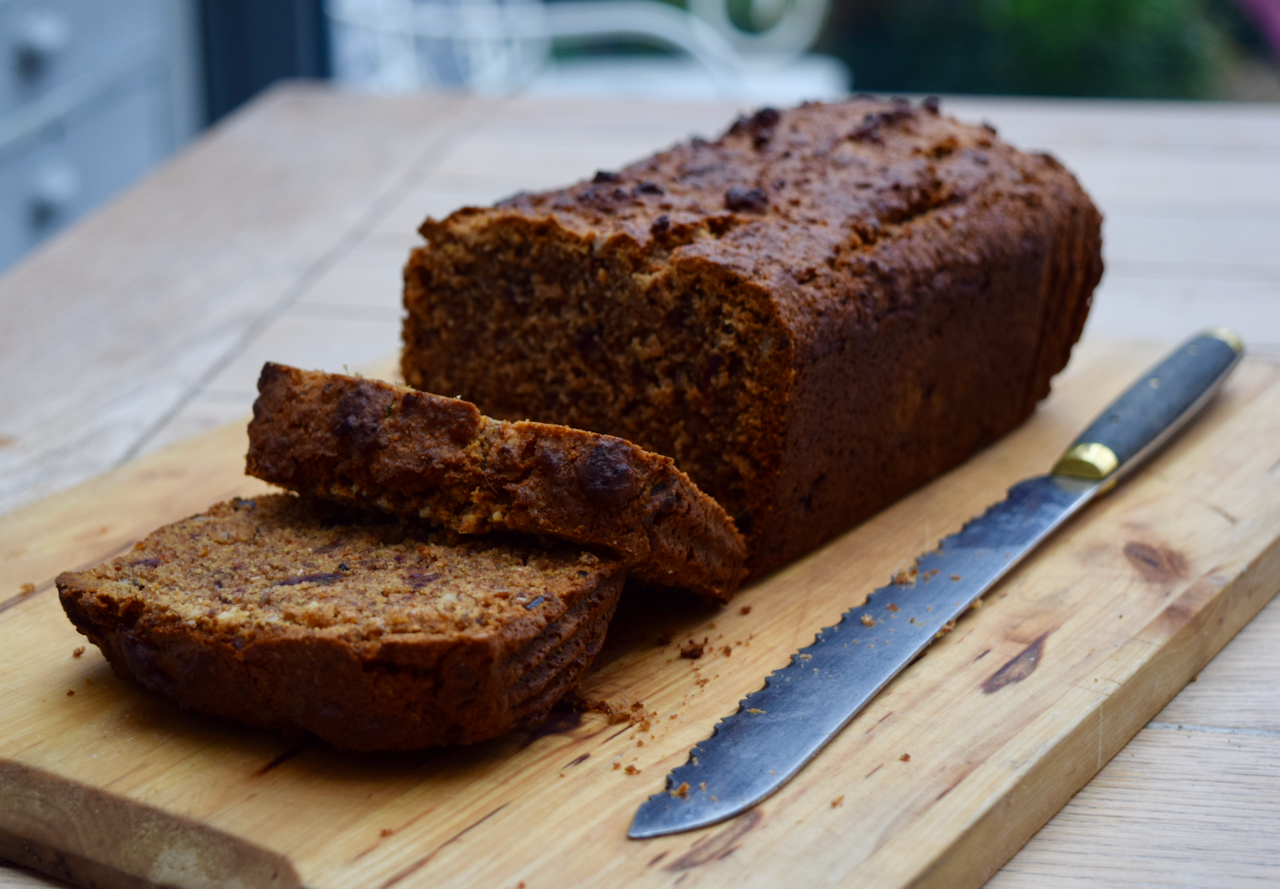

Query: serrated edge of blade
[{"left": 630, "top": 475, "right": 1101, "bottom": 838}]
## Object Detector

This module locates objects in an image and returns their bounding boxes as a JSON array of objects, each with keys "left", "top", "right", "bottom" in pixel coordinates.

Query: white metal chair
[{"left": 325, "top": 0, "right": 847, "bottom": 100}]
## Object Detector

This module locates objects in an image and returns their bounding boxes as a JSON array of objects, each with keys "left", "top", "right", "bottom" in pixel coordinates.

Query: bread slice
[
  {"left": 401, "top": 97, "right": 1102, "bottom": 576},
  {"left": 57, "top": 494, "right": 624, "bottom": 750},
  {"left": 246, "top": 362, "right": 746, "bottom": 600}
]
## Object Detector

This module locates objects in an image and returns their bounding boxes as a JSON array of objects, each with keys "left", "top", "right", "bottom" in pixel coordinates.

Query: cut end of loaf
[{"left": 402, "top": 215, "right": 796, "bottom": 551}]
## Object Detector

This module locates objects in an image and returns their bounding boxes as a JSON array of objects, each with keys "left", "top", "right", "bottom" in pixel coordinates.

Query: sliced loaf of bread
[{"left": 401, "top": 97, "right": 1102, "bottom": 576}]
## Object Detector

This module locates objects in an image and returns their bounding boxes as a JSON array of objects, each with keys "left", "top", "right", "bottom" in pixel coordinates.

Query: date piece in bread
[
  {"left": 57, "top": 494, "right": 624, "bottom": 751},
  {"left": 401, "top": 97, "right": 1103, "bottom": 576},
  {"left": 246, "top": 363, "right": 746, "bottom": 601}
]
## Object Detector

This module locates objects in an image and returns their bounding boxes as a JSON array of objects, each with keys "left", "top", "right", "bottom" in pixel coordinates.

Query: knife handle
[{"left": 1052, "top": 328, "right": 1243, "bottom": 485}]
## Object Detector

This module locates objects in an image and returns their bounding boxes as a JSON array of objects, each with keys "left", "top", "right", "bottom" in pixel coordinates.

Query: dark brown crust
[
  {"left": 56, "top": 495, "right": 624, "bottom": 750},
  {"left": 401, "top": 97, "right": 1102, "bottom": 576},
  {"left": 246, "top": 363, "right": 747, "bottom": 600}
]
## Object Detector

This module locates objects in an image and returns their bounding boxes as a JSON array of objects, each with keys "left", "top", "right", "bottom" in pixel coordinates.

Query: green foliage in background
[{"left": 819, "top": 0, "right": 1240, "bottom": 98}]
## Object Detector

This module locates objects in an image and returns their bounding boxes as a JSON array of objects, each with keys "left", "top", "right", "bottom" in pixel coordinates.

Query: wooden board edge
[
  {"left": 873, "top": 528, "right": 1280, "bottom": 889},
  {"left": 0, "top": 761, "right": 301, "bottom": 889}
]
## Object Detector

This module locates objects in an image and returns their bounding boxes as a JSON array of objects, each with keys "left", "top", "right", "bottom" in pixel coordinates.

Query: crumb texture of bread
[
  {"left": 246, "top": 363, "right": 746, "bottom": 600},
  {"left": 401, "top": 98, "right": 1103, "bottom": 576},
  {"left": 56, "top": 494, "right": 624, "bottom": 750}
]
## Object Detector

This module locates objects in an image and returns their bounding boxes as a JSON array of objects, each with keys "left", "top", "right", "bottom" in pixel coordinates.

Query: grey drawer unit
[
  {"left": 0, "top": 64, "right": 170, "bottom": 269},
  {"left": 0, "top": 0, "right": 165, "bottom": 117},
  {"left": 0, "top": 0, "right": 199, "bottom": 272}
]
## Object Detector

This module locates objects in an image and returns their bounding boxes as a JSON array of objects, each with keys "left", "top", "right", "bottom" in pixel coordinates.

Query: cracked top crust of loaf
[
  {"left": 56, "top": 494, "right": 624, "bottom": 750},
  {"left": 402, "top": 97, "right": 1102, "bottom": 576},
  {"left": 246, "top": 363, "right": 747, "bottom": 600}
]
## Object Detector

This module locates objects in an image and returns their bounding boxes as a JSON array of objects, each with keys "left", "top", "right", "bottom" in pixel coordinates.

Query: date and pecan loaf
[
  {"left": 57, "top": 494, "right": 623, "bottom": 750},
  {"left": 402, "top": 97, "right": 1103, "bottom": 576},
  {"left": 246, "top": 363, "right": 746, "bottom": 600}
]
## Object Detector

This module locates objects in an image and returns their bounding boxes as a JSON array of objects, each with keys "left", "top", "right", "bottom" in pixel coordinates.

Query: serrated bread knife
[{"left": 629, "top": 328, "right": 1244, "bottom": 839}]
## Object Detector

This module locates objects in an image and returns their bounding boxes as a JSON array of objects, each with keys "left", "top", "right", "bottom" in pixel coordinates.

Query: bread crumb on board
[
  {"left": 572, "top": 693, "right": 656, "bottom": 729},
  {"left": 680, "top": 638, "right": 706, "bottom": 659}
]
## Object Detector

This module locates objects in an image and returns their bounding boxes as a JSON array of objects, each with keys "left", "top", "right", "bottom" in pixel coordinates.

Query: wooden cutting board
[{"left": 3, "top": 338, "right": 1279, "bottom": 889}]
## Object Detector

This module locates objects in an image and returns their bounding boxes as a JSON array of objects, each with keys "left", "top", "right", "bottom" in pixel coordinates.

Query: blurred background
[{"left": 1, "top": 0, "right": 1278, "bottom": 273}]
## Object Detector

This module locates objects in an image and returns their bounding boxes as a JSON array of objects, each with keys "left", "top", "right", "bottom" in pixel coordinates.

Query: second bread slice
[{"left": 247, "top": 363, "right": 747, "bottom": 600}]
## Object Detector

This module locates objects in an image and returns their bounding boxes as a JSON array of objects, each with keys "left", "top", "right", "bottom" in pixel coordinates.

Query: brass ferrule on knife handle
[{"left": 1051, "top": 328, "right": 1245, "bottom": 489}]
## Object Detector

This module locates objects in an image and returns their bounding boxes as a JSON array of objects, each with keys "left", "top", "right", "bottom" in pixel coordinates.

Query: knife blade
[{"left": 629, "top": 328, "right": 1244, "bottom": 839}]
